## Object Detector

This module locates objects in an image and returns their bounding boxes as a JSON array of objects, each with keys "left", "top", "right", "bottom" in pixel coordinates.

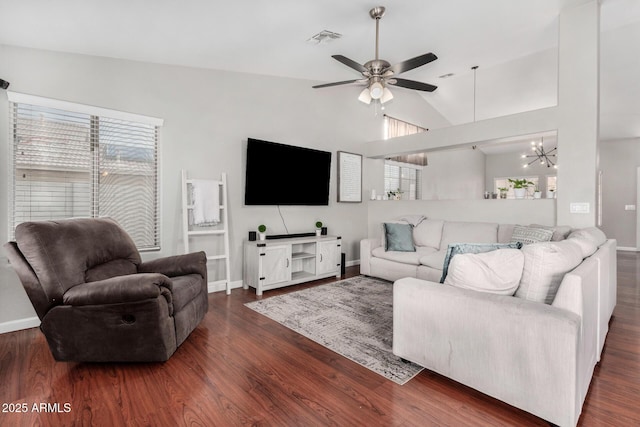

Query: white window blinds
[{"left": 8, "top": 93, "right": 163, "bottom": 250}]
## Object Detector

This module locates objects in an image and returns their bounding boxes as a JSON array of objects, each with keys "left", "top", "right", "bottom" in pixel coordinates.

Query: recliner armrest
[
  {"left": 63, "top": 273, "right": 173, "bottom": 307},
  {"left": 138, "top": 251, "right": 207, "bottom": 279}
]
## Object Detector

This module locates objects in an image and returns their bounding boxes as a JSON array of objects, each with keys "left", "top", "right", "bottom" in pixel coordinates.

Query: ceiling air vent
[{"left": 307, "top": 30, "right": 342, "bottom": 44}]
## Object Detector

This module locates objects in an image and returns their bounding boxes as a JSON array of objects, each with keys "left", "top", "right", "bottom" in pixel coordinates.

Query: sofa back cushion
[
  {"left": 440, "top": 221, "right": 499, "bottom": 249},
  {"left": 14, "top": 217, "right": 141, "bottom": 304},
  {"left": 444, "top": 249, "right": 524, "bottom": 295},
  {"left": 515, "top": 239, "right": 583, "bottom": 304},
  {"left": 413, "top": 219, "right": 444, "bottom": 249}
]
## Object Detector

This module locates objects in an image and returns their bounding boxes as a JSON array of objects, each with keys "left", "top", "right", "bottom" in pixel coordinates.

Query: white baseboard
[
  {"left": 0, "top": 316, "right": 40, "bottom": 334},
  {"left": 208, "top": 279, "right": 244, "bottom": 293},
  {"left": 345, "top": 259, "right": 360, "bottom": 267},
  {"left": 617, "top": 246, "right": 638, "bottom": 252}
]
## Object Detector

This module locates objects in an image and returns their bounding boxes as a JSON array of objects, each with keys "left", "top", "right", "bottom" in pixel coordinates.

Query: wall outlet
[
  {"left": 570, "top": 202, "right": 590, "bottom": 214},
  {"left": 625, "top": 204, "right": 637, "bottom": 211}
]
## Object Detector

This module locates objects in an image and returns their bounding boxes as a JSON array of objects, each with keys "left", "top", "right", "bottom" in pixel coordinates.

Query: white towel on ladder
[{"left": 191, "top": 179, "right": 220, "bottom": 226}]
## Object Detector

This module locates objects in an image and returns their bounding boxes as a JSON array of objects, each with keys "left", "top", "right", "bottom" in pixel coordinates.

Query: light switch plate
[
  {"left": 625, "top": 204, "right": 637, "bottom": 211},
  {"left": 570, "top": 202, "right": 590, "bottom": 214}
]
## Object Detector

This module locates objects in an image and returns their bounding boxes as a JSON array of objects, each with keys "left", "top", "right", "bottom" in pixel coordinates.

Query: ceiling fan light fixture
[
  {"left": 369, "top": 81, "right": 384, "bottom": 99},
  {"left": 380, "top": 87, "right": 394, "bottom": 104},
  {"left": 358, "top": 87, "right": 372, "bottom": 104}
]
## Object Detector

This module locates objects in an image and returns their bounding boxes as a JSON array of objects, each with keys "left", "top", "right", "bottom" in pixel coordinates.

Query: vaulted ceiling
[{"left": 0, "top": 0, "right": 638, "bottom": 141}]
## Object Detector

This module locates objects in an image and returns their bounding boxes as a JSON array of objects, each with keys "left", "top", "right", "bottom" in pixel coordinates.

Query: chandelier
[{"left": 522, "top": 139, "right": 557, "bottom": 169}]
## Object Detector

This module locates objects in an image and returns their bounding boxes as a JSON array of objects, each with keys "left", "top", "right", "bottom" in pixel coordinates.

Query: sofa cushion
[
  {"left": 384, "top": 222, "right": 415, "bottom": 252},
  {"left": 440, "top": 242, "right": 523, "bottom": 283},
  {"left": 419, "top": 250, "right": 447, "bottom": 270},
  {"left": 413, "top": 219, "right": 445, "bottom": 249},
  {"left": 444, "top": 249, "right": 524, "bottom": 295},
  {"left": 373, "top": 246, "right": 435, "bottom": 266},
  {"left": 498, "top": 224, "right": 517, "bottom": 243},
  {"left": 567, "top": 227, "right": 607, "bottom": 248},
  {"left": 510, "top": 225, "right": 554, "bottom": 245},
  {"left": 530, "top": 224, "right": 572, "bottom": 241},
  {"left": 568, "top": 235, "right": 598, "bottom": 259},
  {"left": 440, "top": 221, "right": 499, "bottom": 249},
  {"left": 515, "top": 240, "right": 583, "bottom": 304}
]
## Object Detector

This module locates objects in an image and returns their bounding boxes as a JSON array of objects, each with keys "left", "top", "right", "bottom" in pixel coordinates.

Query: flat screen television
[{"left": 245, "top": 138, "right": 332, "bottom": 205}]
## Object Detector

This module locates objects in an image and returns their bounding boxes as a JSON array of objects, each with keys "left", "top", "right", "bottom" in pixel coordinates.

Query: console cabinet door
[
  {"left": 261, "top": 245, "right": 292, "bottom": 286},
  {"left": 317, "top": 240, "right": 339, "bottom": 275}
]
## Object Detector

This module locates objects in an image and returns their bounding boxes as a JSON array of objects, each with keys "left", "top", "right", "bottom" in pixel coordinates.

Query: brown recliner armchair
[{"left": 3, "top": 217, "right": 208, "bottom": 362}]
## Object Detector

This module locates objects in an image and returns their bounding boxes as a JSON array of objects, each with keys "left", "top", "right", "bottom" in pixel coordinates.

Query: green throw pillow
[{"left": 384, "top": 222, "right": 415, "bottom": 252}]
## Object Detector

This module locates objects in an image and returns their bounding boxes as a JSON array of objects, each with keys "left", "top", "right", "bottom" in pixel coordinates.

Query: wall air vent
[{"left": 307, "top": 30, "right": 343, "bottom": 44}]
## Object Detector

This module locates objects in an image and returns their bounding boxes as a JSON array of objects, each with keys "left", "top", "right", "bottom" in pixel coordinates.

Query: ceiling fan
[{"left": 312, "top": 6, "right": 438, "bottom": 104}]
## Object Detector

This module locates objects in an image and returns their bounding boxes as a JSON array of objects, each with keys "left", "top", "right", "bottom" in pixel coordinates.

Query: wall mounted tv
[{"left": 245, "top": 138, "right": 332, "bottom": 206}]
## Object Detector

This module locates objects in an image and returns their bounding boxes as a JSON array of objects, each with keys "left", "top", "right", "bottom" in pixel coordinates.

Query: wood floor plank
[{"left": 1, "top": 254, "right": 640, "bottom": 426}]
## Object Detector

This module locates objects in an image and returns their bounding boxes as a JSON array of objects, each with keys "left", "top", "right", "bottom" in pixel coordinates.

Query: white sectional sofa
[{"left": 360, "top": 217, "right": 617, "bottom": 427}]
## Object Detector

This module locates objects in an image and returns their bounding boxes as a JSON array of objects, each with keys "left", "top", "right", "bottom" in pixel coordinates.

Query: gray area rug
[{"left": 245, "top": 276, "right": 424, "bottom": 385}]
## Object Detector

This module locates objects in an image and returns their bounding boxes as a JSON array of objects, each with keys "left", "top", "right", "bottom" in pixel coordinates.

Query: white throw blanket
[{"left": 191, "top": 179, "right": 220, "bottom": 226}]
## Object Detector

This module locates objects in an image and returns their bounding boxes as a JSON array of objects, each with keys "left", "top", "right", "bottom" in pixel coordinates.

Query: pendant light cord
[{"left": 472, "top": 66, "right": 478, "bottom": 122}]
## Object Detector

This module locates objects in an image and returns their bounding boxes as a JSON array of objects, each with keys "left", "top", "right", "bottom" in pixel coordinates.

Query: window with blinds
[
  {"left": 384, "top": 161, "right": 421, "bottom": 200},
  {"left": 9, "top": 95, "right": 161, "bottom": 250},
  {"left": 383, "top": 115, "right": 426, "bottom": 200}
]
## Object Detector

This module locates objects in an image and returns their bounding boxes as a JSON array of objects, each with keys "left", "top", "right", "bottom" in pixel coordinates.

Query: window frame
[{"left": 7, "top": 92, "right": 164, "bottom": 251}]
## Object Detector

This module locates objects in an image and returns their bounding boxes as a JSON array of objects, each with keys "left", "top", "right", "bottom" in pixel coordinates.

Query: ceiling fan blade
[
  {"left": 389, "top": 78, "right": 437, "bottom": 92},
  {"left": 386, "top": 52, "right": 437, "bottom": 75},
  {"left": 312, "top": 79, "right": 362, "bottom": 89},
  {"left": 331, "top": 55, "right": 368, "bottom": 73}
]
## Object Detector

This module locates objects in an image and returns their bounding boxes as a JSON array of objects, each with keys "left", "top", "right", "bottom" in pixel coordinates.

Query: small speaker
[
  {"left": 321, "top": 226, "right": 328, "bottom": 236},
  {"left": 248, "top": 231, "right": 257, "bottom": 241}
]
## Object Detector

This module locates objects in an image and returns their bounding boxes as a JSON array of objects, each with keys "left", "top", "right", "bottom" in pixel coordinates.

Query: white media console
[{"left": 243, "top": 235, "right": 342, "bottom": 296}]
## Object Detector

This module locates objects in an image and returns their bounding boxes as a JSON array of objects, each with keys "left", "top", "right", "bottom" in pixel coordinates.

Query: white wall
[
  {"left": 0, "top": 43, "right": 449, "bottom": 326},
  {"left": 420, "top": 148, "right": 485, "bottom": 200}
]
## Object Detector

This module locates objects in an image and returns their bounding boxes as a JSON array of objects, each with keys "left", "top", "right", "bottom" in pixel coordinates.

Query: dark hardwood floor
[{"left": 1, "top": 255, "right": 639, "bottom": 426}]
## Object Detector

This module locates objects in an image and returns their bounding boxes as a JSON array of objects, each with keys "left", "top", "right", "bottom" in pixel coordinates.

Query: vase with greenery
[
  {"left": 498, "top": 187, "right": 509, "bottom": 199},
  {"left": 508, "top": 178, "right": 534, "bottom": 199},
  {"left": 258, "top": 224, "right": 266, "bottom": 240},
  {"left": 387, "top": 188, "right": 403, "bottom": 201},
  {"left": 315, "top": 221, "right": 323, "bottom": 236}
]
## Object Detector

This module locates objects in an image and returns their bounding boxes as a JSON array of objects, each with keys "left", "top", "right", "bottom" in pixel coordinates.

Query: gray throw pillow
[
  {"left": 384, "top": 222, "right": 415, "bottom": 252},
  {"left": 510, "top": 225, "right": 554, "bottom": 245},
  {"left": 440, "top": 242, "right": 523, "bottom": 283}
]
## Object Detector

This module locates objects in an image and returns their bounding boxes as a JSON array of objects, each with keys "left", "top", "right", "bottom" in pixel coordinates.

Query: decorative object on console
[
  {"left": 321, "top": 226, "right": 328, "bottom": 236},
  {"left": 522, "top": 138, "right": 557, "bottom": 169},
  {"left": 315, "top": 221, "right": 323, "bottom": 236},
  {"left": 533, "top": 186, "right": 542, "bottom": 199},
  {"left": 248, "top": 231, "right": 257, "bottom": 241},
  {"left": 498, "top": 187, "right": 508, "bottom": 199},
  {"left": 312, "top": 6, "right": 437, "bottom": 105},
  {"left": 387, "top": 188, "right": 403, "bottom": 200},
  {"left": 0, "top": 78, "right": 9, "bottom": 90},
  {"left": 508, "top": 178, "right": 534, "bottom": 199},
  {"left": 258, "top": 224, "right": 266, "bottom": 240}
]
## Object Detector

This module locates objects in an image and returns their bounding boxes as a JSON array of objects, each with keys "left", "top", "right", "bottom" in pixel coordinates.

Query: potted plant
[
  {"left": 508, "top": 178, "right": 534, "bottom": 199},
  {"left": 315, "top": 221, "right": 323, "bottom": 236},
  {"left": 258, "top": 224, "right": 267, "bottom": 240},
  {"left": 547, "top": 189, "right": 556, "bottom": 199},
  {"left": 498, "top": 187, "right": 509, "bottom": 199},
  {"left": 387, "top": 188, "right": 403, "bottom": 200},
  {"left": 533, "top": 186, "right": 542, "bottom": 199}
]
